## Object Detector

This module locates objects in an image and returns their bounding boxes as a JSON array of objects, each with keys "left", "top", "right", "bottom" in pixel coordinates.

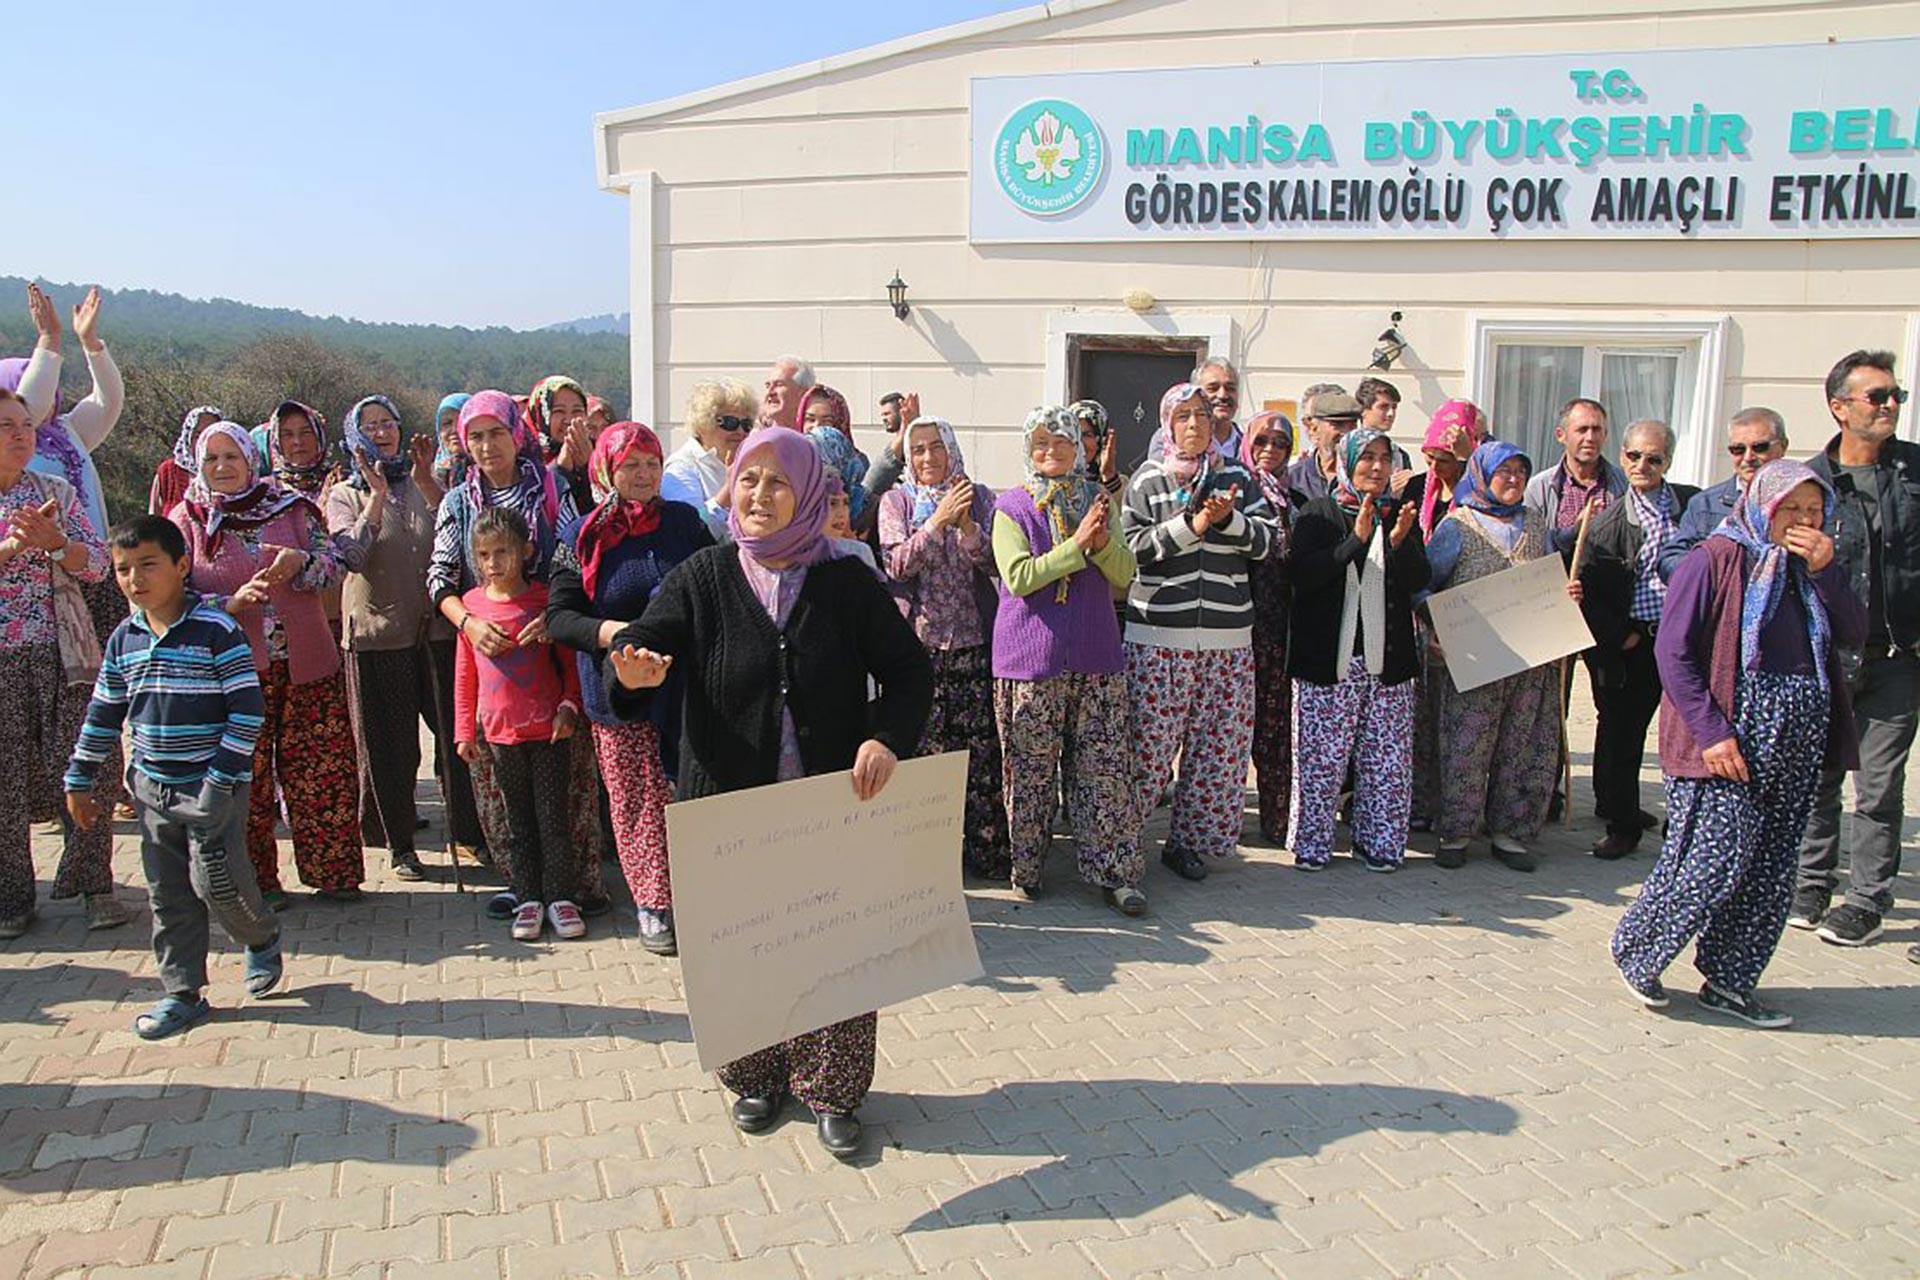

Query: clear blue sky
[{"left": 7, "top": 1, "right": 1030, "bottom": 331}]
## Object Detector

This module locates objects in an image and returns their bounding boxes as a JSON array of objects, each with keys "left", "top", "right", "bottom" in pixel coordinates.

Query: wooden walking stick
[{"left": 1559, "top": 499, "right": 1597, "bottom": 826}]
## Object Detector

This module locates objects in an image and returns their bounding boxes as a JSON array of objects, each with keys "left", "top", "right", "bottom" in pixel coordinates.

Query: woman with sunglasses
[
  {"left": 1576, "top": 422, "right": 1699, "bottom": 861},
  {"left": 664, "top": 380, "right": 758, "bottom": 540}
]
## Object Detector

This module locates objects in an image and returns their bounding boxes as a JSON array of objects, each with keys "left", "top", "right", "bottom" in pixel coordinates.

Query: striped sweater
[
  {"left": 1121, "top": 458, "right": 1278, "bottom": 651},
  {"left": 64, "top": 593, "right": 266, "bottom": 793}
]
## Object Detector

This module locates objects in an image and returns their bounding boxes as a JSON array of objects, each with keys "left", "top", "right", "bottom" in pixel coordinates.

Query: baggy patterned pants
[
  {"left": 1290, "top": 657, "right": 1415, "bottom": 868},
  {"left": 1613, "top": 671, "right": 1825, "bottom": 995},
  {"left": 592, "top": 720, "right": 672, "bottom": 910},
  {"left": 716, "top": 1013, "right": 878, "bottom": 1116},
  {"left": 921, "top": 646, "right": 1010, "bottom": 877},
  {"left": 1125, "top": 643, "right": 1256, "bottom": 860},
  {"left": 0, "top": 644, "right": 120, "bottom": 918},
  {"left": 994, "top": 672, "right": 1140, "bottom": 892},
  {"left": 245, "top": 660, "right": 364, "bottom": 894}
]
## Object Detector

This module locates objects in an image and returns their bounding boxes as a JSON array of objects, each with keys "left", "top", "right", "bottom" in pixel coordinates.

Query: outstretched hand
[{"left": 610, "top": 644, "right": 672, "bottom": 690}]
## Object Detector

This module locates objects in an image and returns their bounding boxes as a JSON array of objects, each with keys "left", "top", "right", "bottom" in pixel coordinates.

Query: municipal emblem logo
[{"left": 993, "top": 99, "right": 1104, "bottom": 217}]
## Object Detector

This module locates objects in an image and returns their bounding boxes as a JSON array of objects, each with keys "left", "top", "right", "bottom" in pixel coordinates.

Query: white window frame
[
  {"left": 1044, "top": 311, "right": 1236, "bottom": 406},
  {"left": 1468, "top": 313, "right": 1730, "bottom": 487}
]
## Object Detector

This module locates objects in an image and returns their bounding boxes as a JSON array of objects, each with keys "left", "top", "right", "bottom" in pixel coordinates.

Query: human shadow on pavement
[
  {"left": 0, "top": 1083, "right": 476, "bottom": 1190},
  {"left": 881, "top": 1078, "right": 1519, "bottom": 1229},
  {"left": 255, "top": 982, "right": 691, "bottom": 1042}
]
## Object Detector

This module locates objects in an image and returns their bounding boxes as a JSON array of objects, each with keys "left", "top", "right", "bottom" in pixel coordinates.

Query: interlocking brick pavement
[{"left": 3, "top": 692, "right": 1916, "bottom": 1278}]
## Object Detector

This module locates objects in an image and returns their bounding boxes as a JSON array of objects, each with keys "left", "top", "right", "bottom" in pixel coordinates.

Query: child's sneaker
[
  {"left": 511, "top": 900, "right": 545, "bottom": 941},
  {"left": 548, "top": 901, "right": 586, "bottom": 940}
]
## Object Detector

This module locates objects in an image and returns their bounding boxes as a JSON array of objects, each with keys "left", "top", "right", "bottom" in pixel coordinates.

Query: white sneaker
[
  {"left": 547, "top": 900, "right": 586, "bottom": 940},
  {"left": 511, "top": 900, "right": 545, "bottom": 941}
]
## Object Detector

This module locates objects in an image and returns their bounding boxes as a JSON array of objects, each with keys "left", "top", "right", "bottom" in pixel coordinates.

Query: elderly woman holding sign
[
  {"left": 606, "top": 425, "right": 932, "bottom": 1160},
  {"left": 1423, "top": 442, "right": 1569, "bottom": 872}
]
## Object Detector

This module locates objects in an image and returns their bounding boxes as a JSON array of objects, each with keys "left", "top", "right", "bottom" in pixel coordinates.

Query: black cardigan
[
  {"left": 1286, "top": 496, "right": 1431, "bottom": 687},
  {"left": 605, "top": 544, "right": 933, "bottom": 799}
]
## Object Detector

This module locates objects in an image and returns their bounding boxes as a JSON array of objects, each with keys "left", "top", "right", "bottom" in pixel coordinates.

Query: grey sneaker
[
  {"left": 1815, "top": 904, "right": 1883, "bottom": 948},
  {"left": 1786, "top": 885, "right": 1830, "bottom": 930},
  {"left": 1697, "top": 982, "right": 1792, "bottom": 1029},
  {"left": 1622, "top": 971, "right": 1670, "bottom": 1009}
]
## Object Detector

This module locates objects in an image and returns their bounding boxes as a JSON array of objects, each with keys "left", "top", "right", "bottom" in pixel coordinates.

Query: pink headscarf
[
  {"left": 1158, "top": 383, "right": 1217, "bottom": 485},
  {"left": 1418, "top": 399, "right": 1489, "bottom": 535},
  {"left": 728, "top": 425, "right": 832, "bottom": 566}
]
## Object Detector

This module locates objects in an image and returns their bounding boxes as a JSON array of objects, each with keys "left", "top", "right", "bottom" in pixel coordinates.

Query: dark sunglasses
[
  {"left": 1623, "top": 449, "right": 1666, "bottom": 466},
  {"left": 1843, "top": 386, "right": 1910, "bottom": 408},
  {"left": 1727, "top": 440, "right": 1776, "bottom": 457},
  {"left": 714, "top": 415, "right": 753, "bottom": 432},
  {"left": 1249, "top": 434, "right": 1289, "bottom": 451}
]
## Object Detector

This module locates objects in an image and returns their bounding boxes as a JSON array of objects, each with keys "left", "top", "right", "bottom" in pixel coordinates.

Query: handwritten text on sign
[
  {"left": 666, "top": 751, "right": 983, "bottom": 1072},
  {"left": 1426, "top": 553, "right": 1594, "bottom": 694}
]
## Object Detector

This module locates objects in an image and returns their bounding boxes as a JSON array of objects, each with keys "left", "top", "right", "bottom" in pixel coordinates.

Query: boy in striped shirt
[{"left": 65, "top": 515, "right": 283, "bottom": 1039}]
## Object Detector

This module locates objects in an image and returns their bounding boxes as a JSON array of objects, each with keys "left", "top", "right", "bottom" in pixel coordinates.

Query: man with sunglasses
[
  {"left": 1656, "top": 407, "right": 1789, "bottom": 581},
  {"left": 1791, "top": 349, "right": 1917, "bottom": 948},
  {"left": 1575, "top": 421, "right": 1699, "bottom": 860}
]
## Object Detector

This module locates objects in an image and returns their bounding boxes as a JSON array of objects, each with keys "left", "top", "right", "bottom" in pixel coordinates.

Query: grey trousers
[
  {"left": 1798, "top": 652, "right": 1919, "bottom": 914},
  {"left": 132, "top": 772, "right": 279, "bottom": 998}
]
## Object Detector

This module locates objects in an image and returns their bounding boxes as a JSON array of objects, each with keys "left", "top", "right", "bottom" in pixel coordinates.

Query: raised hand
[
  {"left": 10, "top": 499, "right": 69, "bottom": 552},
  {"left": 26, "top": 283, "right": 60, "bottom": 348},
  {"left": 1353, "top": 493, "right": 1377, "bottom": 544},
  {"left": 1192, "top": 486, "right": 1239, "bottom": 536},
  {"left": 610, "top": 644, "right": 672, "bottom": 690},
  {"left": 1389, "top": 498, "right": 1418, "bottom": 548},
  {"left": 1073, "top": 495, "right": 1109, "bottom": 554},
  {"left": 356, "top": 448, "right": 391, "bottom": 502},
  {"left": 1782, "top": 526, "right": 1835, "bottom": 573},
  {"left": 71, "top": 287, "right": 103, "bottom": 352}
]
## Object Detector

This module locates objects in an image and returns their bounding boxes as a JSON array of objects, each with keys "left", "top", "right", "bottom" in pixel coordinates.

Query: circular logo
[{"left": 993, "top": 99, "right": 1105, "bottom": 217}]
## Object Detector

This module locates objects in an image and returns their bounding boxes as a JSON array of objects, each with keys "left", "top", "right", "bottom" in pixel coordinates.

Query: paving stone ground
[{"left": 3, "top": 691, "right": 1917, "bottom": 1279}]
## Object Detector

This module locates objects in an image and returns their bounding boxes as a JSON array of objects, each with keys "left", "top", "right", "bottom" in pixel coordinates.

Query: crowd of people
[{"left": 2, "top": 279, "right": 1914, "bottom": 1158}]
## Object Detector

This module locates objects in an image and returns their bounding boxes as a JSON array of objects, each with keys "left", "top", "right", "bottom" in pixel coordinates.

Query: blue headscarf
[
  {"left": 342, "top": 394, "right": 409, "bottom": 487},
  {"left": 1707, "top": 459, "right": 1834, "bottom": 691},
  {"left": 434, "top": 392, "right": 471, "bottom": 481},
  {"left": 1452, "top": 440, "right": 1531, "bottom": 520},
  {"left": 806, "top": 424, "right": 869, "bottom": 524}
]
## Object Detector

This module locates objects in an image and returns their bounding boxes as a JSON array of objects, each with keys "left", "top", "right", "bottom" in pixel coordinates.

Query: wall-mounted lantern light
[{"left": 887, "top": 271, "right": 911, "bottom": 321}]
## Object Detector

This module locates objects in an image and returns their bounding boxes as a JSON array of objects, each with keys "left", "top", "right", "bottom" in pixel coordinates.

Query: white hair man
[{"left": 759, "top": 355, "right": 817, "bottom": 429}]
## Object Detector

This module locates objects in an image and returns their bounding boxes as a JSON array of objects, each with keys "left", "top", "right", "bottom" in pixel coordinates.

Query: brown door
[{"left": 1075, "top": 348, "right": 1204, "bottom": 476}]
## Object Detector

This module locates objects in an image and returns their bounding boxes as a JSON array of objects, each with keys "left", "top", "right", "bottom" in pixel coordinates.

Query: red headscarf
[{"left": 574, "top": 421, "right": 665, "bottom": 600}]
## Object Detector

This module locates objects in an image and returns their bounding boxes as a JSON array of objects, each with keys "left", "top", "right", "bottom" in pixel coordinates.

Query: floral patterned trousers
[
  {"left": 1614, "top": 672, "right": 1825, "bottom": 995},
  {"left": 994, "top": 673, "right": 1140, "bottom": 891},
  {"left": 1251, "top": 630, "right": 1293, "bottom": 845},
  {"left": 1291, "top": 659, "right": 1415, "bottom": 868},
  {"left": 921, "top": 646, "right": 1010, "bottom": 877},
  {"left": 0, "top": 644, "right": 120, "bottom": 919},
  {"left": 716, "top": 1013, "right": 878, "bottom": 1116},
  {"left": 1126, "top": 643, "right": 1256, "bottom": 861},
  {"left": 246, "top": 660, "right": 364, "bottom": 893},
  {"left": 593, "top": 720, "right": 672, "bottom": 910},
  {"left": 1434, "top": 663, "right": 1560, "bottom": 843}
]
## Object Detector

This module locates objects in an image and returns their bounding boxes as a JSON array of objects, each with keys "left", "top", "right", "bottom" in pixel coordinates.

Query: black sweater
[
  {"left": 1286, "top": 496, "right": 1431, "bottom": 687},
  {"left": 605, "top": 544, "right": 933, "bottom": 799}
]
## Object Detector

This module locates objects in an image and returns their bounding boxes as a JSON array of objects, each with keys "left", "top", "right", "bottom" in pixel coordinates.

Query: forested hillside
[{"left": 0, "top": 277, "right": 631, "bottom": 522}]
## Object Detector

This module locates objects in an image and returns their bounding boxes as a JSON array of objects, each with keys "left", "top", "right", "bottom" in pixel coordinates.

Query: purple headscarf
[
  {"left": 728, "top": 425, "right": 830, "bottom": 566},
  {"left": 457, "top": 390, "right": 561, "bottom": 533},
  {"left": 0, "top": 356, "right": 88, "bottom": 496}
]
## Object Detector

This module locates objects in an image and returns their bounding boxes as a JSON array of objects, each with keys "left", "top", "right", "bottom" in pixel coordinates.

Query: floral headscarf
[
  {"left": 806, "top": 422, "right": 869, "bottom": 524},
  {"left": 1333, "top": 426, "right": 1390, "bottom": 516},
  {"left": 1239, "top": 409, "right": 1295, "bottom": 513},
  {"left": 729, "top": 425, "right": 831, "bottom": 567},
  {"left": 1708, "top": 459, "right": 1835, "bottom": 692},
  {"left": 1419, "top": 399, "right": 1489, "bottom": 534},
  {"left": 173, "top": 404, "right": 227, "bottom": 473},
  {"left": 183, "top": 421, "right": 316, "bottom": 554},
  {"left": 1068, "top": 399, "right": 1111, "bottom": 449},
  {"left": 1452, "top": 440, "right": 1531, "bottom": 521},
  {"left": 575, "top": 421, "right": 664, "bottom": 599},
  {"left": 898, "top": 415, "right": 968, "bottom": 531},
  {"left": 341, "top": 394, "right": 409, "bottom": 488},
  {"left": 585, "top": 394, "right": 614, "bottom": 425},
  {"left": 527, "top": 374, "right": 589, "bottom": 463},
  {"left": 796, "top": 384, "right": 852, "bottom": 434},
  {"left": 1158, "top": 382, "right": 1217, "bottom": 487},
  {"left": 265, "top": 400, "right": 331, "bottom": 496},
  {"left": 1022, "top": 405, "right": 1102, "bottom": 604},
  {"left": 0, "top": 357, "right": 87, "bottom": 497},
  {"left": 457, "top": 390, "right": 561, "bottom": 540}
]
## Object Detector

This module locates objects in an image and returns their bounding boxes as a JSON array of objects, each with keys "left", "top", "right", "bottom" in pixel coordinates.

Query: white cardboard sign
[{"left": 1427, "top": 554, "right": 1595, "bottom": 694}]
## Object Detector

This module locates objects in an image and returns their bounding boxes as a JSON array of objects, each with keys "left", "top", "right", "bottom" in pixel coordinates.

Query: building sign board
[{"left": 969, "top": 39, "right": 1920, "bottom": 243}]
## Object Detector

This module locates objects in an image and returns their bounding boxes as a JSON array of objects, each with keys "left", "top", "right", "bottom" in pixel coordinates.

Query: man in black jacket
[
  {"left": 1791, "top": 349, "right": 1918, "bottom": 948},
  {"left": 1577, "top": 421, "right": 1699, "bottom": 860}
]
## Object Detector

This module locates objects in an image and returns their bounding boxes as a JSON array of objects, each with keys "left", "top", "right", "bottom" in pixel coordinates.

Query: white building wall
[{"left": 599, "top": 0, "right": 1920, "bottom": 487}]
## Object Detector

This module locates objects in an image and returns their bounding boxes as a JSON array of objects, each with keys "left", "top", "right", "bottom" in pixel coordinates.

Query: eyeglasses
[
  {"left": 714, "top": 415, "right": 753, "bottom": 432},
  {"left": 1727, "top": 440, "right": 1777, "bottom": 457},
  {"left": 1249, "top": 435, "right": 1287, "bottom": 451},
  {"left": 1623, "top": 450, "right": 1666, "bottom": 466},
  {"left": 1841, "top": 387, "right": 1909, "bottom": 408}
]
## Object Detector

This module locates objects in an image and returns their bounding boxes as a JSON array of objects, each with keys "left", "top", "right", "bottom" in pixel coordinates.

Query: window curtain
[{"left": 1491, "top": 345, "right": 1583, "bottom": 465}]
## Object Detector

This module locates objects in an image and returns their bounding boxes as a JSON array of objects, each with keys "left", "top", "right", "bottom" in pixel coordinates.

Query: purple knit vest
[{"left": 991, "top": 487, "right": 1125, "bottom": 680}]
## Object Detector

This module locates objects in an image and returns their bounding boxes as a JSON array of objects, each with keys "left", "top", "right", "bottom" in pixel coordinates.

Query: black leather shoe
[
  {"left": 1634, "top": 808, "right": 1658, "bottom": 831},
  {"left": 816, "top": 1111, "right": 863, "bottom": 1158},
  {"left": 1160, "top": 847, "right": 1208, "bottom": 882},
  {"left": 1591, "top": 832, "right": 1639, "bottom": 861},
  {"left": 730, "top": 1094, "right": 782, "bottom": 1134}
]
